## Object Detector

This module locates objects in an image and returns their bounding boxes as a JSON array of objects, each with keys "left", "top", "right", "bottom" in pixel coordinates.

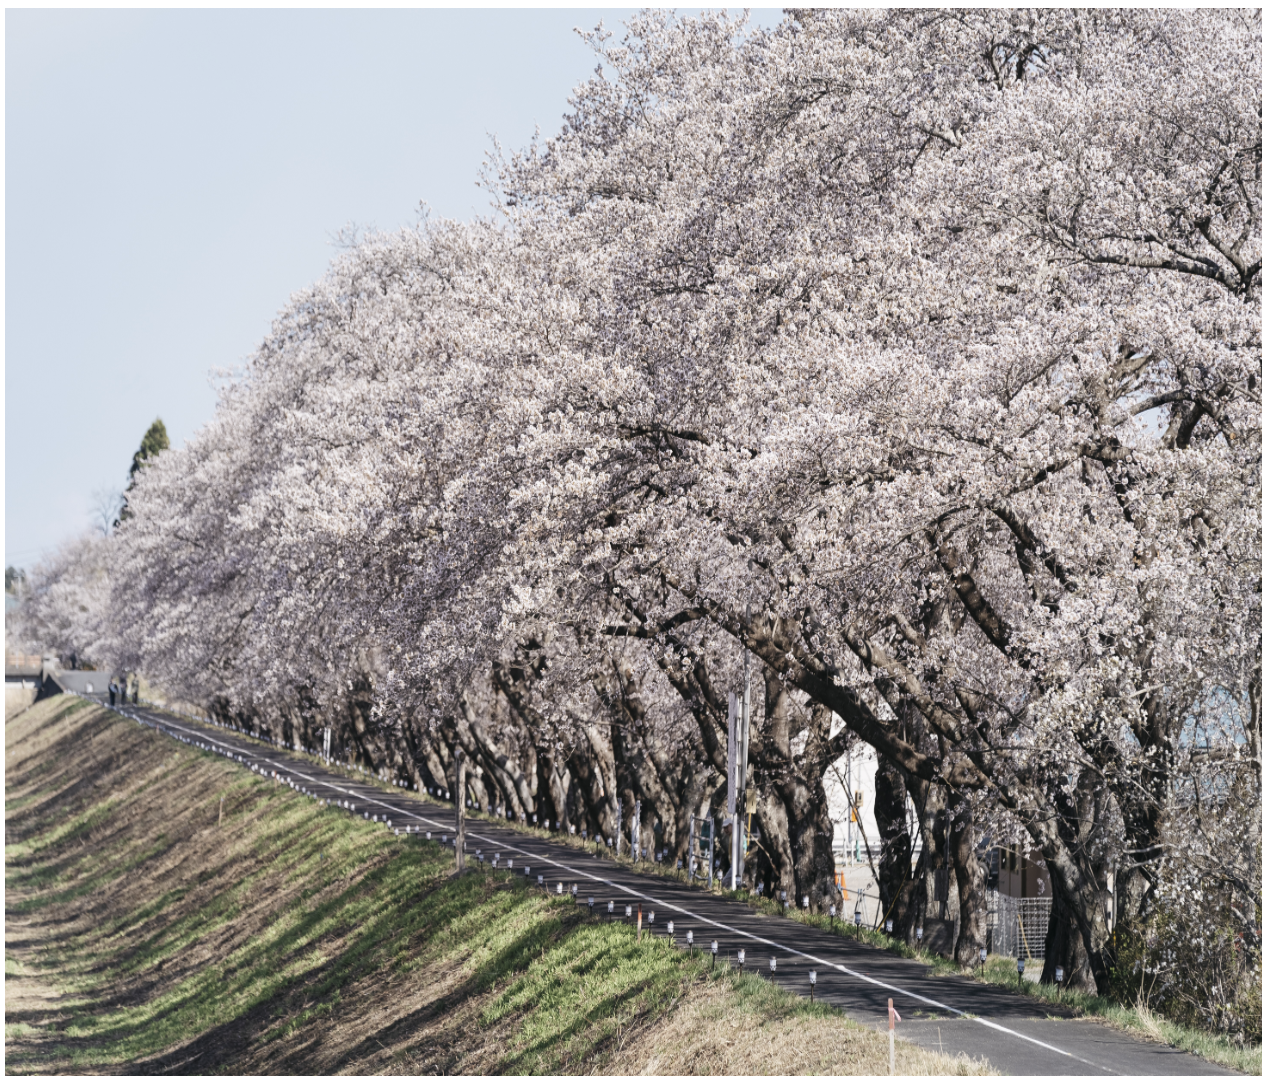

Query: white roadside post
[{"left": 888, "top": 998, "right": 902, "bottom": 1075}]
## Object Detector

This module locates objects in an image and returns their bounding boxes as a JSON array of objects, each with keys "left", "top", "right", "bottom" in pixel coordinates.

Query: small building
[{"left": 990, "top": 845, "right": 1052, "bottom": 899}]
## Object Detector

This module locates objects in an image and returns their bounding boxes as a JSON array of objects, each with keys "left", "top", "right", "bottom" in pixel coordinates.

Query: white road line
[{"left": 135, "top": 703, "right": 1110, "bottom": 1074}]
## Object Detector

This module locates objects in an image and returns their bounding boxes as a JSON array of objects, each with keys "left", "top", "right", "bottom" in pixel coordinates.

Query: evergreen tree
[
  {"left": 119, "top": 418, "right": 169, "bottom": 522},
  {"left": 129, "top": 418, "right": 169, "bottom": 482}
]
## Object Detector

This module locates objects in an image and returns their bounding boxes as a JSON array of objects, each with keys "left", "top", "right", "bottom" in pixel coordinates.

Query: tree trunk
[
  {"left": 464, "top": 709, "right": 534, "bottom": 820},
  {"left": 874, "top": 752, "right": 914, "bottom": 931},
  {"left": 757, "top": 668, "right": 838, "bottom": 905},
  {"left": 604, "top": 665, "right": 682, "bottom": 848},
  {"left": 535, "top": 744, "right": 569, "bottom": 830},
  {"left": 1042, "top": 876, "right": 1097, "bottom": 993},
  {"left": 431, "top": 734, "right": 457, "bottom": 795},
  {"left": 420, "top": 738, "right": 452, "bottom": 794},
  {"left": 949, "top": 790, "right": 988, "bottom": 969},
  {"left": 755, "top": 785, "right": 798, "bottom": 901},
  {"left": 583, "top": 723, "right": 620, "bottom": 839},
  {"left": 1023, "top": 807, "right": 1115, "bottom": 995},
  {"left": 786, "top": 704, "right": 839, "bottom": 909},
  {"left": 569, "top": 734, "right": 614, "bottom": 838},
  {"left": 904, "top": 775, "right": 943, "bottom": 944},
  {"left": 672, "top": 760, "right": 716, "bottom": 865}
]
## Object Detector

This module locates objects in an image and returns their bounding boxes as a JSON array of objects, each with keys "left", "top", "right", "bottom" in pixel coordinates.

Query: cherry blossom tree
[
  {"left": 482, "top": 8, "right": 1262, "bottom": 988},
  {"left": 14, "top": 531, "right": 112, "bottom": 669}
]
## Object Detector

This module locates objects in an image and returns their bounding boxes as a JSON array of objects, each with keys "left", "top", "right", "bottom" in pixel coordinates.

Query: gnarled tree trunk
[
  {"left": 948, "top": 790, "right": 988, "bottom": 969},
  {"left": 875, "top": 752, "right": 914, "bottom": 932}
]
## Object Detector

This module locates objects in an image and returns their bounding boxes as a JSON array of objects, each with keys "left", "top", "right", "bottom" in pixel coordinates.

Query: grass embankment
[
  {"left": 5, "top": 696, "right": 987, "bottom": 1075},
  {"left": 740, "top": 898, "right": 1261, "bottom": 1073},
  {"left": 438, "top": 788, "right": 1259, "bottom": 1075}
]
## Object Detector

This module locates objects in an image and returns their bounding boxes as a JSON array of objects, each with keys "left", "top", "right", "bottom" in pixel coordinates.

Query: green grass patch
[{"left": 969, "top": 956, "right": 1262, "bottom": 1073}]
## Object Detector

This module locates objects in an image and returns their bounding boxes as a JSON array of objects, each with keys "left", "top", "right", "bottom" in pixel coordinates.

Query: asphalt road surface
[{"left": 92, "top": 694, "right": 1232, "bottom": 1077}]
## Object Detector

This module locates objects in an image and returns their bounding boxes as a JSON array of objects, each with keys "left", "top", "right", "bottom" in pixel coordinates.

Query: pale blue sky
[{"left": 5, "top": 8, "right": 784, "bottom": 571}]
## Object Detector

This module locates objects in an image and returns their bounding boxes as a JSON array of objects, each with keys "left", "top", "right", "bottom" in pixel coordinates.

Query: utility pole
[
  {"left": 455, "top": 749, "right": 466, "bottom": 871},
  {"left": 729, "top": 603, "right": 754, "bottom": 888},
  {"left": 728, "top": 688, "right": 740, "bottom": 886},
  {"left": 739, "top": 623, "right": 751, "bottom": 884},
  {"left": 846, "top": 744, "right": 853, "bottom": 867},
  {"left": 688, "top": 816, "right": 696, "bottom": 881},
  {"left": 707, "top": 814, "right": 715, "bottom": 886}
]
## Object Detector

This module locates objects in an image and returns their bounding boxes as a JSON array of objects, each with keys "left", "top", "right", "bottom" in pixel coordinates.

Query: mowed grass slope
[{"left": 5, "top": 696, "right": 989, "bottom": 1075}]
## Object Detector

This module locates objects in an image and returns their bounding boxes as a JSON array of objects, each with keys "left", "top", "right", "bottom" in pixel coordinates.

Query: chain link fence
[{"left": 986, "top": 890, "right": 1051, "bottom": 959}]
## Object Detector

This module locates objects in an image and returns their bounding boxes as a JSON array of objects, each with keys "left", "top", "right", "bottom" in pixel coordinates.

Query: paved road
[{"left": 96, "top": 695, "right": 1230, "bottom": 1076}]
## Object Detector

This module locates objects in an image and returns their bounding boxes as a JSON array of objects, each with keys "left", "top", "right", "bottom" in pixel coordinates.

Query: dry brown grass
[
  {"left": 5, "top": 683, "right": 37, "bottom": 716},
  {"left": 600, "top": 978, "right": 992, "bottom": 1076}
]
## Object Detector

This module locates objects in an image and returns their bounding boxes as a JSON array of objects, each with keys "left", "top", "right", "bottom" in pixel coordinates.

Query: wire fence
[{"left": 987, "top": 890, "right": 1051, "bottom": 959}]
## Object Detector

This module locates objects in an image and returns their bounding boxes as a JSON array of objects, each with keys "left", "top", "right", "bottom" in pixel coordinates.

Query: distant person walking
[{"left": 108, "top": 679, "right": 117, "bottom": 708}]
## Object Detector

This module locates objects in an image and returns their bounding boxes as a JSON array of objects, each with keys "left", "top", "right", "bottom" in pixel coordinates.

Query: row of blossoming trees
[{"left": 19, "top": 10, "right": 1261, "bottom": 1034}]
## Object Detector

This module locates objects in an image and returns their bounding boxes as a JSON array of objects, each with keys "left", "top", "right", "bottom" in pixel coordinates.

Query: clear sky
[{"left": 5, "top": 8, "right": 785, "bottom": 573}]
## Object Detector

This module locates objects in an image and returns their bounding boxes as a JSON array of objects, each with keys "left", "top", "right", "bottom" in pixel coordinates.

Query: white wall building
[{"left": 823, "top": 734, "right": 886, "bottom": 908}]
